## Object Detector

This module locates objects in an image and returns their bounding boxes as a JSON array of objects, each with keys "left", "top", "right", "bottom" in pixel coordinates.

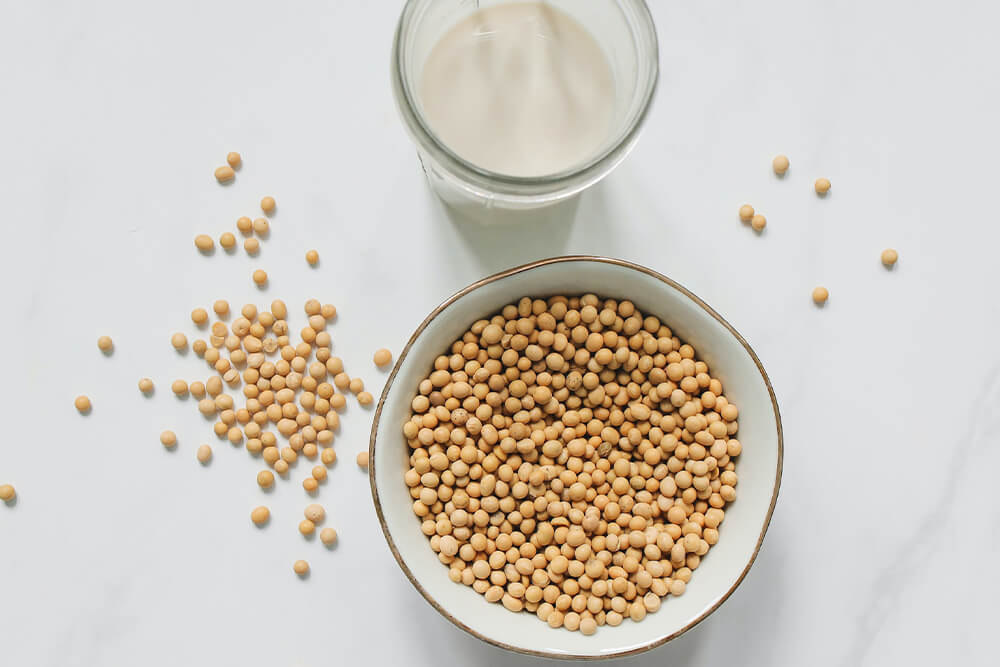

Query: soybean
[
  {"left": 214, "top": 166, "right": 235, "bottom": 182},
  {"left": 257, "top": 470, "right": 275, "bottom": 489},
  {"left": 304, "top": 504, "right": 325, "bottom": 523},
  {"left": 251, "top": 506, "right": 270, "bottom": 525},
  {"left": 373, "top": 348, "right": 392, "bottom": 367}
]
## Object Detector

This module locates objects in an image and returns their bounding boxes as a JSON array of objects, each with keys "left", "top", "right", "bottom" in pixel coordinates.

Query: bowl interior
[{"left": 371, "top": 258, "right": 781, "bottom": 659}]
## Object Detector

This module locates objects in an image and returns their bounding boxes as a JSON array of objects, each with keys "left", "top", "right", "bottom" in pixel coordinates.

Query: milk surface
[{"left": 419, "top": 2, "right": 615, "bottom": 178}]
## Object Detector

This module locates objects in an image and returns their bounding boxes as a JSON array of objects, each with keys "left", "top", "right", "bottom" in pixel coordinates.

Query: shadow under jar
[{"left": 391, "top": 0, "right": 659, "bottom": 217}]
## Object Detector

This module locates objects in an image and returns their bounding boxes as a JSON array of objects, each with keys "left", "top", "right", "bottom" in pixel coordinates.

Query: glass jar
[{"left": 391, "top": 0, "right": 659, "bottom": 217}]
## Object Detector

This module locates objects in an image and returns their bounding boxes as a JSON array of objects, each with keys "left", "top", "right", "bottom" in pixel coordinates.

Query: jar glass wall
[{"left": 391, "top": 0, "right": 659, "bottom": 215}]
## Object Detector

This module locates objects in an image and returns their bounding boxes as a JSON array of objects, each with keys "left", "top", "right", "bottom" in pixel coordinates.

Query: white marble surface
[{"left": 1, "top": 1, "right": 998, "bottom": 665}]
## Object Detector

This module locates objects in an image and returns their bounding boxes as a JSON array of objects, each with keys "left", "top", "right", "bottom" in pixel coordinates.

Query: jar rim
[{"left": 391, "top": 0, "right": 659, "bottom": 198}]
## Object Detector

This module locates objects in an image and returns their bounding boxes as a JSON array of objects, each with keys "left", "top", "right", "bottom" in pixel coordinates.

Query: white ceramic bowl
[{"left": 369, "top": 256, "right": 782, "bottom": 660}]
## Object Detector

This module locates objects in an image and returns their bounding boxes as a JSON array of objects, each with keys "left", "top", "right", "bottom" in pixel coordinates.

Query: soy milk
[{"left": 419, "top": 2, "right": 615, "bottom": 178}]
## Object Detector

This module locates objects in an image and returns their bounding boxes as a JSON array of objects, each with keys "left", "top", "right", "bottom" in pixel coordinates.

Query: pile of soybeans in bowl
[{"left": 400, "top": 294, "right": 741, "bottom": 635}]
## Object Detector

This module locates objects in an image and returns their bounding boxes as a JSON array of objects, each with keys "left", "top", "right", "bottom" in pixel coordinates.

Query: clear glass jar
[{"left": 391, "top": 0, "right": 659, "bottom": 217}]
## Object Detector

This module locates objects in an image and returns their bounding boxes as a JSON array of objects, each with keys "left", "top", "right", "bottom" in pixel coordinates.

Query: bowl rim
[{"left": 368, "top": 255, "right": 783, "bottom": 660}]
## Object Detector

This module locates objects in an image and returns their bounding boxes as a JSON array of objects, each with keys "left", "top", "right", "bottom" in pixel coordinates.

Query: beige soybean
[
  {"left": 260, "top": 196, "right": 275, "bottom": 214},
  {"left": 160, "top": 430, "right": 177, "bottom": 448},
  {"left": 374, "top": 348, "right": 392, "bottom": 367},
  {"left": 251, "top": 506, "right": 270, "bottom": 525},
  {"left": 237, "top": 216, "right": 253, "bottom": 235},
  {"left": 195, "top": 234, "right": 214, "bottom": 251},
  {"left": 293, "top": 559, "right": 309, "bottom": 576},
  {"left": 812, "top": 286, "right": 829, "bottom": 305},
  {"left": 751, "top": 214, "right": 766, "bottom": 232},
  {"left": 0, "top": 484, "right": 15, "bottom": 502},
  {"left": 304, "top": 504, "right": 325, "bottom": 523},
  {"left": 74, "top": 395, "right": 92, "bottom": 413},
  {"left": 138, "top": 378, "right": 154, "bottom": 394},
  {"left": 772, "top": 154, "right": 789, "bottom": 175},
  {"left": 252, "top": 269, "right": 268, "bottom": 286},
  {"left": 97, "top": 336, "right": 113, "bottom": 352},
  {"left": 214, "top": 165, "right": 235, "bottom": 182},
  {"left": 206, "top": 376, "right": 223, "bottom": 396},
  {"left": 220, "top": 232, "right": 236, "bottom": 250},
  {"left": 356, "top": 451, "right": 369, "bottom": 468},
  {"left": 881, "top": 248, "right": 898, "bottom": 267},
  {"left": 320, "top": 527, "right": 337, "bottom": 546},
  {"left": 257, "top": 470, "right": 275, "bottom": 488},
  {"left": 253, "top": 218, "right": 269, "bottom": 235},
  {"left": 244, "top": 237, "right": 260, "bottom": 255},
  {"left": 226, "top": 152, "right": 242, "bottom": 169},
  {"left": 171, "top": 332, "right": 188, "bottom": 350},
  {"left": 308, "top": 314, "right": 326, "bottom": 331},
  {"left": 306, "top": 249, "right": 319, "bottom": 265},
  {"left": 197, "top": 444, "right": 212, "bottom": 463},
  {"left": 815, "top": 177, "right": 831, "bottom": 195}
]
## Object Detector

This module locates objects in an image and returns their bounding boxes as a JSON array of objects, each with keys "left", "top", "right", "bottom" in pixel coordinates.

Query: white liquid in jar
[{"left": 419, "top": 2, "right": 615, "bottom": 178}]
